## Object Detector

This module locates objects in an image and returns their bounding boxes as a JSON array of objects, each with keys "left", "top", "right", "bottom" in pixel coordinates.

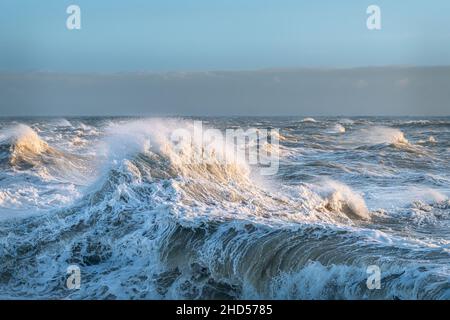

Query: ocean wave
[
  {"left": 354, "top": 126, "right": 409, "bottom": 146},
  {"left": 0, "top": 124, "right": 61, "bottom": 168},
  {"left": 395, "top": 119, "right": 450, "bottom": 128},
  {"left": 0, "top": 124, "right": 90, "bottom": 178},
  {"left": 417, "top": 136, "right": 438, "bottom": 145},
  {"left": 0, "top": 124, "right": 94, "bottom": 212},
  {"left": 301, "top": 117, "right": 317, "bottom": 123},
  {"left": 51, "top": 118, "right": 72, "bottom": 127},
  {"left": 345, "top": 126, "right": 435, "bottom": 157},
  {"left": 326, "top": 124, "right": 346, "bottom": 134},
  {"left": 0, "top": 118, "right": 449, "bottom": 299},
  {"left": 268, "top": 260, "right": 449, "bottom": 299},
  {"left": 313, "top": 180, "right": 370, "bottom": 221},
  {"left": 338, "top": 118, "right": 355, "bottom": 125}
]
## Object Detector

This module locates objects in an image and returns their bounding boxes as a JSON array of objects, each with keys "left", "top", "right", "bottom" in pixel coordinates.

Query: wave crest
[
  {"left": 314, "top": 180, "right": 370, "bottom": 220},
  {"left": 0, "top": 124, "right": 58, "bottom": 168},
  {"left": 0, "top": 124, "right": 91, "bottom": 183}
]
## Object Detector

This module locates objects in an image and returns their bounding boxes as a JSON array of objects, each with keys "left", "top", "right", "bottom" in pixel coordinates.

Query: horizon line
[{"left": 2, "top": 64, "right": 450, "bottom": 75}]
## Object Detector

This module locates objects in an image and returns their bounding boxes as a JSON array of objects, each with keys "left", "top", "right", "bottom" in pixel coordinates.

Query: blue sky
[{"left": 1, "top": 0, "right": 450, "bottom": 71}]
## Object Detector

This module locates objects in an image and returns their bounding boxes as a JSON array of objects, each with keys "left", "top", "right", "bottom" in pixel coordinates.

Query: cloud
[{"left": 0, "top": 67, "right": 449, "bottom": 116}]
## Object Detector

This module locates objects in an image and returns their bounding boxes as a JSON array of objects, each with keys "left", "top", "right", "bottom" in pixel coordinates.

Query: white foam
[
  {"left": 312, "top": 179, "right": 370, "bottom": 220},
  {"left": 327, "top": 124, "right": 346, "bottom": 134},
  {"left": 52, "top": 118, "right": 72, "bottom": 127},
  {"left": 338, "top": 118, "right": 355, "bottom": 125},
  {"left": 349, "top": 126, "right": 409, "bottom": 145}
]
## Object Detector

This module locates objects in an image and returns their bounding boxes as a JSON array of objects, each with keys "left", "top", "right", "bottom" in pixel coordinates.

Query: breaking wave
[
  {"left": 0, "top": 124, "right": 90, "bottom": 178},
  {"left": 344, "top": 126, "right": 434, "bottom": 156},
  {"left": 1, "top": 124, "right": 60, "bottom": 168},
  {"left": 327, "top": 124, "right": 346, "bottom": 134},
  {"left": 353, "top": 126, "right": 409, "bottom": 146},
  {"left": 301, "top": 117, "right": 317, "bottom": 123}
]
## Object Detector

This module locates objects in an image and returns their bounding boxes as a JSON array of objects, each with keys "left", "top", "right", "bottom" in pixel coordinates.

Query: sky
[
  {"left": 0, "top": 1, "right": 449, "bottom": 116},
  {"left": 0, "top": 0, "right": 450, "bottom": 71}
]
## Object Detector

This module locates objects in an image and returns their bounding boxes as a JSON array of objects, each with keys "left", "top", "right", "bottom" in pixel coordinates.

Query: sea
[{"left": 0, "top": 116, "right": 449, "bottom": 299}]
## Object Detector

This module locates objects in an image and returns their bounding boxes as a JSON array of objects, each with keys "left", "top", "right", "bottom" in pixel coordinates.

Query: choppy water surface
[{"left": 0, "top": 116, "right": 449, "bottom": 299}]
